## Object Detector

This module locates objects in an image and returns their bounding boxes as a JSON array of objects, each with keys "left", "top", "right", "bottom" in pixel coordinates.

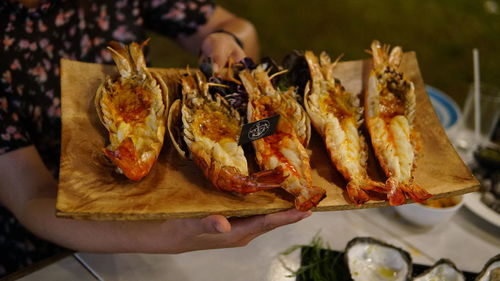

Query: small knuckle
[
  {"left": 235, "top": 237, "right": 252, "bottom": 247},
  {"left": 225, "top": 235, "right": 241, "bottom": 246},
  {"left": 239, "top": 240, "right": 250, "bottom": 247},
  {"left": 260, "top": 219, "right": 276, "bottom": 232},
  {"left": 226, "top": 235, "right": 252, "bottom": 248}
]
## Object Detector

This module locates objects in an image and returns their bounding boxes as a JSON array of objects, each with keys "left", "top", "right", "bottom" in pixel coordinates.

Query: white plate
[
  {"left": 464, "top": 192, "right": 500, "bottom": 228},
  {"left": 426, "top": 85, "right": 462, "bottom": 133}
]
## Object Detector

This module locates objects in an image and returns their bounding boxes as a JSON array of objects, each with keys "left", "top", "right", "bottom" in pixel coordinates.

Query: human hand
[
  {"left": 146, "top": 209, "right": 311, "bottom": 253},
  {"left": 1, "top": 147, "right": 307, "bottom": 254},
  {"left": 199, "top": 31, "right": 246, "bottom": 72}
]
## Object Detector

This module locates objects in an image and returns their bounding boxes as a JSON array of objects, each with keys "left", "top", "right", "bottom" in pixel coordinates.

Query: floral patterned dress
[{"left": 0, "top": 0, "right": 214, "bottom": 277}]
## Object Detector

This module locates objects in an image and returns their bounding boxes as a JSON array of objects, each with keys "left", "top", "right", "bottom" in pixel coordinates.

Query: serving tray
[{"left": 56, "top": 53, "right": 479, "bottom": 220}]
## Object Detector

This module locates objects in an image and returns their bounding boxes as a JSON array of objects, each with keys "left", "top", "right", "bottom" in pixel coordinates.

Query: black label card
[{"left": 238, "top": 115, "right": 280, "bottom": 145}]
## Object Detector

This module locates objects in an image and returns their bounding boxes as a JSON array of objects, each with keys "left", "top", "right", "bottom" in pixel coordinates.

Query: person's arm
[
  {"left": 177, "top": 6, "right": 260, "bottom": 69},
  {"left": 0, "top": 146, "right": 310, "bottom": 253}
]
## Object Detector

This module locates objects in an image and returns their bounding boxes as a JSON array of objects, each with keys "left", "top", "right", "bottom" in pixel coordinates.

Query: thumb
[
  {"left": 229, "top": 209, "right": 312, "bottom": 238},
  {"left": 192, "top": 215, "right": 231, "bottom": 234},
  {"left": 229, "top": 48, "right": 246, "bottom": 64}
]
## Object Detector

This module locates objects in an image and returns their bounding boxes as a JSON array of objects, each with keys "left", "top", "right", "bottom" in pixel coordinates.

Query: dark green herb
[
  {"left": 279, "top": 50, "right": 310, "bottom": 99},
  {"left": 280, "top": 234, "right": 350, "bottom": 281},
  {"left": 477, "top": 146, "right": 500, "bottom": 161},
  {"left": 474, "top": 145, "right": 500, "bottom": 170}
]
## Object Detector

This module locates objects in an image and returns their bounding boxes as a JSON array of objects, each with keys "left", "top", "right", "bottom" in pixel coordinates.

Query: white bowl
[{"left": 395, "top": 196, "right": 464, "bottom": 227}]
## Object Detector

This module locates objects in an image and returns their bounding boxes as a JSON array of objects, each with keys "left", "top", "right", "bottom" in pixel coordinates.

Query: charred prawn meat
[
  {"left": 167, "top": 65, "right": 286, "bottom": 194},
  {"left": 95, "top": 40, "right": 168, "bottom": 181},
  {"left": 365, "top": 40, "right": 432, "bottom": 205}
]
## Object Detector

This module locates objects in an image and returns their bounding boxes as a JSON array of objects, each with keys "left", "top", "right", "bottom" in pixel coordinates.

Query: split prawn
[
  {"left": 303, "top": 51, "right": 385, "bottom": 205},
  {"left": 365, "top": 40, "right": 432, "bottom": 205},
  {"left": 95, "top": 40, "right": 168, "bottom": 181},
  {"left": 240, "top": 65, "right": 326, "bottom": 211},
  {"left": 167, "top": 71, "right": 285, "bottom": 194}
]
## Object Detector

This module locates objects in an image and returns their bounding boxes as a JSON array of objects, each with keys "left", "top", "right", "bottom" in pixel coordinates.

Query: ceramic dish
[
  {"left": 426, "top": 85, "right": 462, "bottom": 136},
  {"left": 395, "top": 196, "right": 464, "bottom": 227},
  {"left": 464, "top": 192, "right": 500, "bottom": 228}
]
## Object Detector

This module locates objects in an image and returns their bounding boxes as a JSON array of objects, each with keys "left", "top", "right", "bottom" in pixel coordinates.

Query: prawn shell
[
  {"left": 151, "top": 71, "right": 171, "bottom": 118},
  {"left": 364, "top": 74, "right": 378, "bottom": 120},
  {"left": 167, "top": 99, "right": 187, "bottom": 159},
  {"left": 303, "top": 80, "right": 325, "bottom": 136},
  {"left": 283, "top": 88, "right": 312, "bottom": 147},
  {"left": 94, "top": 81, "right": 106, "bottom": 127}
]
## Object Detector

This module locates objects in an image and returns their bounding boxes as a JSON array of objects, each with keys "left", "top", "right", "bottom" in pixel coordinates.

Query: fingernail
[
  {"left": 299, "top": 211, "right": 312, "bottom": 219},
  {"left": 214, "top": 222, "right": 227, "bottom": 233},
  {"left": 212, "top": 63, "right": 220, "bottom": 72}
]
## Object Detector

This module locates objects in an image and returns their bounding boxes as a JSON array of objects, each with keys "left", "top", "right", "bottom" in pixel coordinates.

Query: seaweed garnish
[{"left": 280, "top": 233, "right": 349, "bottom": 281}]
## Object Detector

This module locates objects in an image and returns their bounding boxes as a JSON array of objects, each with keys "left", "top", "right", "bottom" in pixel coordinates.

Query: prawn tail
[
  {"left": 400, "top": 183, "right": 432, "bottom": 203},
  {"left": 386, "top": 177, "right": 406, "bottom": 206}
]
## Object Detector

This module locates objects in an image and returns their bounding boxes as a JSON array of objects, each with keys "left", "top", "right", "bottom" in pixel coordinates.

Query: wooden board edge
[
  {"left": 55, "top": 183, "right": 479, "bottom": 220},
  {"left": 55, "top": 207, "right": 291, "bottom": 220}
]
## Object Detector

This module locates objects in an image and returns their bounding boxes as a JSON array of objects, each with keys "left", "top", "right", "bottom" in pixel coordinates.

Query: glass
[{"left": 452, "top": 83, "right": 500, "bottom": 164}]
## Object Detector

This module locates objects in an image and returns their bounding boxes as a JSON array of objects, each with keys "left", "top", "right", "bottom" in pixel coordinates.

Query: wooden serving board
[{"left": 56, "top": 52, "right": 479, "bottom": 220}]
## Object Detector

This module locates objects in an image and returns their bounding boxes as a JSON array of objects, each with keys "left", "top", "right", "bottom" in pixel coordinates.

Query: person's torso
[{"left": 0, "top": 0, "right": 146, "bottom": 176}]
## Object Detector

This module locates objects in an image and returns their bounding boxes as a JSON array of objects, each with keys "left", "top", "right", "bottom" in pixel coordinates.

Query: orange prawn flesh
[
  {"left": 240, "top": 66, "right": 326, "bottom": 211},
  {"left": 95, "top": 40, "right": 166, "bottom": 181},
  {"left": 178, "top": 73, "right": 285, "bottom": 194},
  {"left": 303, "top": 51, "right": 385, "bottom": 205},
  {"left": 365, "top": 40, "right": 432, "bottom": 205}
]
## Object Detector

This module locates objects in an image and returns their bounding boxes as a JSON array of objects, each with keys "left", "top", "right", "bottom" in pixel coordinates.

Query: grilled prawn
[
  {"left": 167, "top": 71, "right": 285, "bottom": 194},
  {"left": 240, "top": 65, "right": 326, "bottom": 211},
  {"left": 365, "top": 40, "right": 432, "bottom": 205},
  {"left": 303, "top": 51, "right": 385, "bottom": 205},
  {"left": 95, "top": 40, "right": 168, "bottom": 181}
]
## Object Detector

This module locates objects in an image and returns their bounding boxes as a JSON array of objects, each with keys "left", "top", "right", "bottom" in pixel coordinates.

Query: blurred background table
[{"left": 15, "top": 205, "right": 499, "bottom": 281}]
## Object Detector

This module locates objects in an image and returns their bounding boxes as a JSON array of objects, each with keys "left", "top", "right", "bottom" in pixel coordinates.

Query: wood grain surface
[{"left": 56, "top": 53, "right": 479, "bottom": 220}]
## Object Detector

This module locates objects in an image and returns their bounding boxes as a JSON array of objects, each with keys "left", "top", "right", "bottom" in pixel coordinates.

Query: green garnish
[
  {"left": 280, "top": 233, "right": 350, "bottom": 281},
  {"left": 478, "top": 146, "right": 500, "bottom": 161}
]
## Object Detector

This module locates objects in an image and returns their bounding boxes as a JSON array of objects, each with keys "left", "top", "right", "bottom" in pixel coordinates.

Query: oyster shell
[
  {"left": 345, "top": 237, "right": 412, "bottom": 281},
  {"left": 413, "top": 259, "right": 465, "bottom": 281},
  {"left": 475, "top": 254, "right": 500, "bottom": 281}
]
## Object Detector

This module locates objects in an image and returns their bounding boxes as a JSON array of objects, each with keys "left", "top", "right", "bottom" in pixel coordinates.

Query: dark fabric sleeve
[
  {"left": 142, "top": 0, "right": 216, "bottom": 38},
  {"left": 0, "top": 92, "right": 31, "bottom": 156}
]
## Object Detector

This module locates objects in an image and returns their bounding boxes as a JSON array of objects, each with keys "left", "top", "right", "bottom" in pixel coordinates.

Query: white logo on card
[{"left": 248, "top": 120, "right": 270, "bottom": 140}]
